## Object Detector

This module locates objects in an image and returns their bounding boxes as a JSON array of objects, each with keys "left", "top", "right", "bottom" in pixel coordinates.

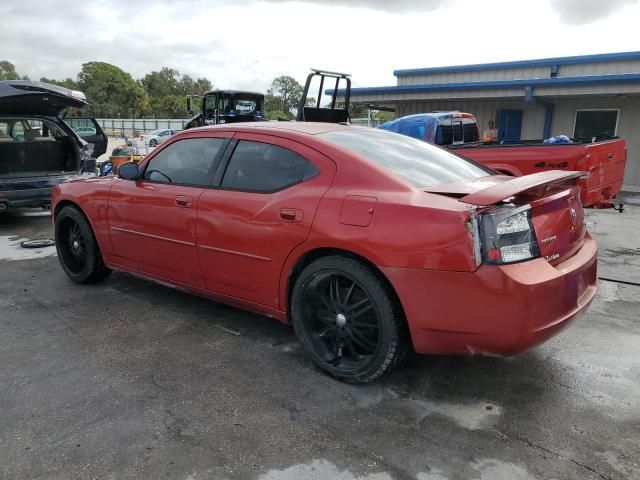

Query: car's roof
[{"left": 187, "top": 121, "right": 352, "bottom": 136}]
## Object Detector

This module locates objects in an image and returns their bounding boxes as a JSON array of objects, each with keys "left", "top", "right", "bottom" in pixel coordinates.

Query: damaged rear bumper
[{"left": 381, "top": 234, "right": 598, "bottom": 356}]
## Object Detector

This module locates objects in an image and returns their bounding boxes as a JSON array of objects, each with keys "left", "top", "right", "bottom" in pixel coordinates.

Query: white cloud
[
  {"left": 1, "top": 0, "right": 640, "bottom": 93},
  {"left": 550, "top": 0, "right": 640, "bottom": 25}
]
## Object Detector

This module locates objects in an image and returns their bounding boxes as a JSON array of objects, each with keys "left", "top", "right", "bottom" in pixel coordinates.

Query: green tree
[
  {"left": 141, "top": 69, "right": 212, "bottom": 117},
  {"left": 78, "top": 61, "right": 148, "bottom": 117},
  {"left": 176, "top": 75, "right": 212, "bottom": 96},
  {"left": 266, "top": 75, "right": 303, "bottom": 119},
  {"left": 161, "top": 95, "right": 186, "bottom": 117},
  {"left": 40, "top": 77, "right": 78, "bottom": 90},
  {"left": 0, "top": 61, "right": 28, "bottom": 80},
  {"left": 141, "top": 67, "right": 179, "bottom": 99}
]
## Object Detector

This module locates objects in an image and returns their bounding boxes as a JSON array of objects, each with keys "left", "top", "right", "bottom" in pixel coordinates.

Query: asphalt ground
[{"left": 0, "top": 199, "right": 638, "bottom": 480}]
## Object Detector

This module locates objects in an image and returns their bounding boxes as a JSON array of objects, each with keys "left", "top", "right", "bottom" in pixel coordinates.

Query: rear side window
[
  {"left": 399, "top": 121, "right": 425, "bottom": 140},
  {"left": 320, "top": 128, "right": 492, "bottom": 188},
  {"left": 143, "top": 138, "right": 226, "bottom": 186},
  {"left": 221, "top": 141, "right": 319, "bottom": 192}
]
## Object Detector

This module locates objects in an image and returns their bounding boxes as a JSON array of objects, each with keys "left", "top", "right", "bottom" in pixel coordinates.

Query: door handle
[
  {"left": 280, "top": 208, "right": 303, "bottom": 222},
  {"left": 175, "top": 196, "right": 192, "bottom": 208}
]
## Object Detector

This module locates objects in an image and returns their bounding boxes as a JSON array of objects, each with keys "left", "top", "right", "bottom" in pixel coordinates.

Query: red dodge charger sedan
[{"left": 52, "top": 123, "right": 597, "bottom": 383}]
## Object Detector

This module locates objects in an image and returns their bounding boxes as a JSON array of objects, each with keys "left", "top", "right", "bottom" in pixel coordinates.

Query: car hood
[
  {"left": 0, "top": 80, "right": 88, "bottom": 116},
  {"left": 424, "top": 171, "right": 585, "bottom": 206}
]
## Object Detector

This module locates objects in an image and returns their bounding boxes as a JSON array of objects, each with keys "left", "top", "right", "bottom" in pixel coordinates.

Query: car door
[
  {"left": 158, "top": 130, "right": 172, "bottom": 143},
  {"left": 63, "top": 117, "right": 108, "bottom": 157},
  {"left": 108, "top": 134, "right": 232, "bottom": 287},
  {"left": 196, "top": 133, "right": 336, "bottom": 309}
]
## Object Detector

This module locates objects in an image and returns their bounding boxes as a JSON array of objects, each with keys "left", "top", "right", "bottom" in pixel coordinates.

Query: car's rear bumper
[
  {"left": 0, "top": 174, "right": 89, "bottom": 209},
  {"left": 381, "top": 233, "right": 598, "bottom": 356},
  {"left": 0, "top": 186, "right": 53, "bottom": 209}
]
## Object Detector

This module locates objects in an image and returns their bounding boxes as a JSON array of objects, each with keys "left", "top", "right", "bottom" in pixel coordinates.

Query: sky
[{"left": 1, "top": 0, "right": 640, "bottom": 91}]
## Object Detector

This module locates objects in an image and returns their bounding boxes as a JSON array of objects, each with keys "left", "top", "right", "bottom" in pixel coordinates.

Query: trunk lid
[
  {"left": 0, "top": 80, "right": 88, "bottom": 116},
  {"left": 528, "top": 186, "right": 586, "bottom": 264},
  {"left": 425, "top": 171, "right": 587, "bottom": 265}
]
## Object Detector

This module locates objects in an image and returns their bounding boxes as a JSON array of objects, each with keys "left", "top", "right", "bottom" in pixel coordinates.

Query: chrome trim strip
[
  {"left": 199, "top": 244, "right": 271, "bottom": 262},
  {"left": 110, "top": 226, "right": 196, "bottom": 247}
]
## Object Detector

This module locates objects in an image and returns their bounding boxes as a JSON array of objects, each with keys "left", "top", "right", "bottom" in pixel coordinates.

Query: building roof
[
  {"left": 342, "top": 73, "right": 640, "bottom": 97},
  {"left": 393, "top": 51, "right": 640, "bottom": 77}
]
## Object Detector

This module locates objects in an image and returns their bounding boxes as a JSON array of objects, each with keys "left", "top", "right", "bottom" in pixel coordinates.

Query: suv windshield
[{"left": 319, "top": 128, "right": 492, "bottom": 187}]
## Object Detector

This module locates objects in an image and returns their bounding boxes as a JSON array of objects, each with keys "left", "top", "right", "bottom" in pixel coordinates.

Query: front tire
[
  {"left": 55, "top": 206, "right": 111, "bottom": 284},
  {"left": 291, "top": 256, "right": 408, "bottom": 383},
  {"left": 149, "top": 138, "right": 158, "bottom": 147}
]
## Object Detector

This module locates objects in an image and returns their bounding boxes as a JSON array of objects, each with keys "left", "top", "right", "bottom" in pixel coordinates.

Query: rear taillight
[{"left": 479, "top": 205, "right": 541, "bottom": 265}]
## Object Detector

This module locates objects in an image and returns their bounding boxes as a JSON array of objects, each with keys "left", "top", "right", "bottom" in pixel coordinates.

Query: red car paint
[
  {"left": 52, "top": 123, "right": 597, "bottom": 356},
  {"left": 449, "top": 139, "right": 627, "bottom": 208}
]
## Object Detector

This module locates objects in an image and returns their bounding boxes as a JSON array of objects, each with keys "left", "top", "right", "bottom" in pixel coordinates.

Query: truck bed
[{"left": 449, "top": 138, "right": 627, "bottom": 208}]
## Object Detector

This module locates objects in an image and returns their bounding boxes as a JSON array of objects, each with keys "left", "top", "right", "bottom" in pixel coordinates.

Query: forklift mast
[{"left": 296, "top": 69, "right": 351, "bottom": 123}]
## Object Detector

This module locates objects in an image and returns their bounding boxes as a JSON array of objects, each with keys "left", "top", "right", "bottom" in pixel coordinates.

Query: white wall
[{"left": 552, "top": 97, "right": 640, "bottom": 187}]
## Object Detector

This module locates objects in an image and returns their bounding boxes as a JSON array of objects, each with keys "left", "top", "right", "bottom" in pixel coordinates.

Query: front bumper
[{"left": 381, "top": 233, "right": 598, "bottom": 356}]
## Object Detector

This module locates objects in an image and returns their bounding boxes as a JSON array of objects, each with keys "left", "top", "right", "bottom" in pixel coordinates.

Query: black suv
[{"left": 0, "top": 80, "right": 107, "bottom": 209}]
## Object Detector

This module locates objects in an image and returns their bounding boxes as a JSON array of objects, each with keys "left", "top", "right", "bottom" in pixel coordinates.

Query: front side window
[
  {"left": 320, "top": 128, "right": 492, "bottom": 188},
  {"left": 574, "top": 110, "right": 618, "bottom": 139},
  {"left": 143, "top": 138, "right": 226, "bottom": 186},
  {"left": 221, "top": 141, "right": 319, "bottom": 192}
]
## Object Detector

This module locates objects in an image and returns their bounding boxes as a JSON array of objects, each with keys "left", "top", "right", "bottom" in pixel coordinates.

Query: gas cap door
[{"left": 339, "top": 195, "right": 377, "bottom": 227}]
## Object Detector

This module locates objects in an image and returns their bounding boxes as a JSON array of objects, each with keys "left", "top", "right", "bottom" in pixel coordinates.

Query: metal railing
[
  {"left": 94, "top": 117, "right": 382, "bottom": 137},
  {"left": 95, "top": 118, "right": 190, "bottom": 137}
]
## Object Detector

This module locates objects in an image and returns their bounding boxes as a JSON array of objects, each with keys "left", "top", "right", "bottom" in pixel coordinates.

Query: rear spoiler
[
  {"left": 425, "top": 171, "right": 586, "bottom": 206},
  {"left": 460, "top": 171, "right": 585, "bottom": 206}
]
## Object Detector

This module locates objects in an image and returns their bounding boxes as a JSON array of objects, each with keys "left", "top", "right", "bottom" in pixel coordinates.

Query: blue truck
[{"left": 378, "top": 111, "right": 480, "bottom": 145}]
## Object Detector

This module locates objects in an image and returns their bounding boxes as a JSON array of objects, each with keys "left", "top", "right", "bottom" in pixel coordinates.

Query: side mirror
[{"left": 118, "top": 162, "right": 139, "bottom": 180}]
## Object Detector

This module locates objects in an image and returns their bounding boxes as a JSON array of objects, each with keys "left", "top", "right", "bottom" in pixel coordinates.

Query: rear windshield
[
  {"left": 436, "top": 123, "right": 479, "bottom": 145},
  {"left": 319, "top": 128, "right": 492, "bottom": 187}
]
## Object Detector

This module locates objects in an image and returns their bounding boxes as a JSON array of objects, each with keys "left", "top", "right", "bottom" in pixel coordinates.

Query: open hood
[
  {"left": 0, "top": 80, "right": 88, "bottom": 116},
  {"left": 425, "top": 171, "right": 586, "bottom": 206}
]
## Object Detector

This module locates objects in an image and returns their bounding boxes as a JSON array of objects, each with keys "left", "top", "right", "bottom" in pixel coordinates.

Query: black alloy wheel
[
  {"left": 55, "top": 206, "right": 111, "bottom": 284},
  {"left": 291, "top": 256, "right": 408, "bottom": 383}
]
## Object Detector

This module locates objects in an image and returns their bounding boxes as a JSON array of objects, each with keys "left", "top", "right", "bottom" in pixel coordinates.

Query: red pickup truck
[
  {"left": 378, "top": 112, "right": 627, "bottom": 208},
  {"left": 449, "top": 139, "right": 627, "bottom": 208}
]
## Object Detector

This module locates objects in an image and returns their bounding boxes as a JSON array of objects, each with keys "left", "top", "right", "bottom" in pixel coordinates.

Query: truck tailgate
[
  {"left": 579, "top": 139, "right": 627, "bottom": 206},
  {"left": 450, "top": 139, "right": 627, "bottom": 207}
]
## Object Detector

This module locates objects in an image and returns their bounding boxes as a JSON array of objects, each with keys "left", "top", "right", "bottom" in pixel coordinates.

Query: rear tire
[
  {"left": 291, "top": 255, "right": 408, "bottom": 383},
  {"left": 55, "top": 206, "right": 111, "bottom": 284}
]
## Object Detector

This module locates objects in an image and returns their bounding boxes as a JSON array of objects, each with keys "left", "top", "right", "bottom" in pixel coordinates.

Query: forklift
[
  {"left": 184, "top": 89, "right": 266, "bottom": 129},
  {"left": 183, "top": 69, "right": 352, "bottom": 129},
  {"left": 296, "top": 69, "right": 352, "bottom": 123}
]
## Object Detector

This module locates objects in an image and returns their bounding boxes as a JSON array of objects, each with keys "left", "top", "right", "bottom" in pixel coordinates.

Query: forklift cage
[{"left": 296, "top": 69, "right": 351, "bottom": 123}]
